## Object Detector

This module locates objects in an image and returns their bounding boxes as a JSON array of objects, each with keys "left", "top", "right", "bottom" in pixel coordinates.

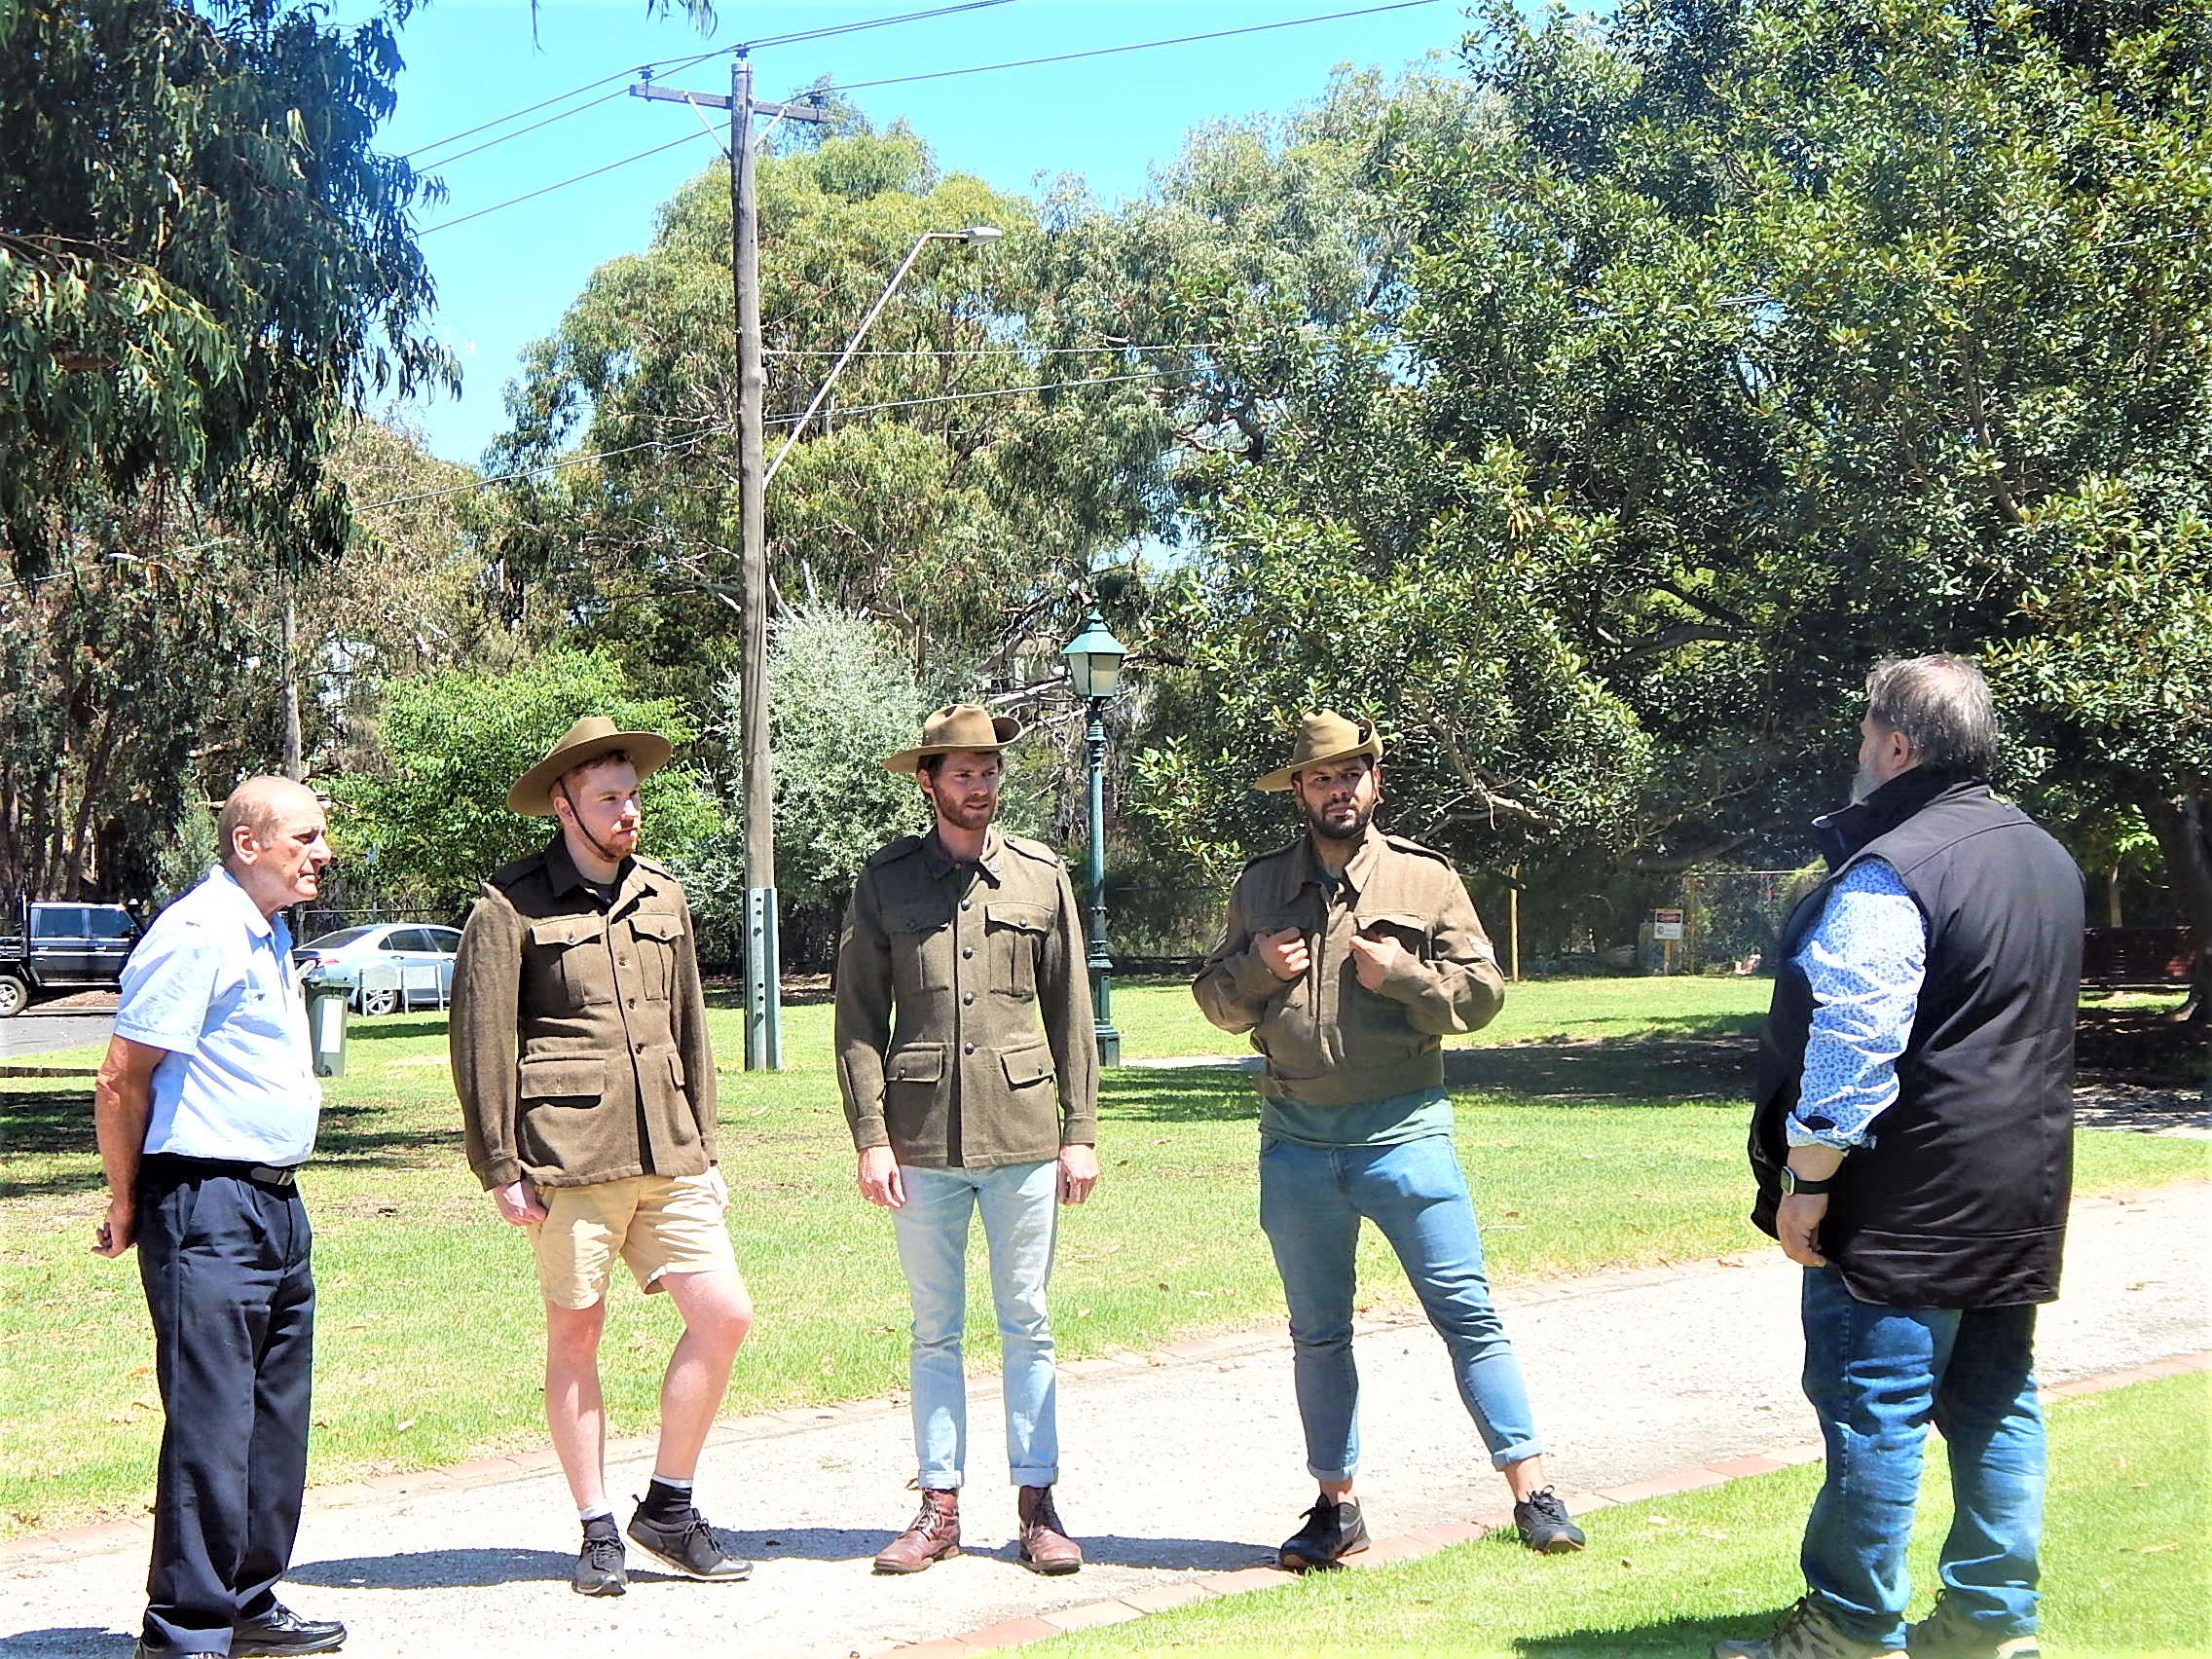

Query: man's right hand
[
  {"left": 1255, "top": 927, "right": 1310, "bottom": 982},
  {"left": 492, "top": 1179, "right": 548, "bottom": 1225},
  {"left": 92, "top": 1195, "right": 135, "bottom": 1258},
  {"left": 857, "top": 1145, "right": 905, "bottom": 1209}
]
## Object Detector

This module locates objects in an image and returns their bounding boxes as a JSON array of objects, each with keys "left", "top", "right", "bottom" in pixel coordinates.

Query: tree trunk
[{"left": 2137, "top": 792, "right": 2212, "bottom": 1025}]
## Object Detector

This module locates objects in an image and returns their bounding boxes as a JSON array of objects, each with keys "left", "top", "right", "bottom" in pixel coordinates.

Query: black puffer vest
[{"left": 1751, "top": 769, "right": 2083, "bottom": 1309}]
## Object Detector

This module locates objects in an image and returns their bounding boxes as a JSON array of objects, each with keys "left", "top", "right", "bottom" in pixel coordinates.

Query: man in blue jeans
[
  {"left": 1193, "top": 711, "right": 1583, "bottom": 1569},
  {"left": 1724, "top": 656, "right": 2080, "bottom": 1659},
  {"left": 835, "top": 705, "right": 1101, "bottom": 1576}
]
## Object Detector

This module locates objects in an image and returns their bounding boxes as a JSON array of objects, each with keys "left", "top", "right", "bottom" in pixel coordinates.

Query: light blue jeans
[
  {"left": 1258, "top": 1132, "right": 1543, "bottom": 1483},
  {"left": 1799, "top": 1266, "right": 2046, "bottom": 1647},
  {"left": 890, "top": 1160, "right": 1060, "bottom": 1490}
]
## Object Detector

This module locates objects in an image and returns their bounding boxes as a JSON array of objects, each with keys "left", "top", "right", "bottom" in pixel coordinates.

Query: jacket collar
[
  {"left": 922, "top": 825, "right": 1004, "bottom": 884},
  {"left": 1812, "top": 768, "right": 1986, "bottom": 867},
  {"left": 542, "top": 832, "right": 649, "bottom": 907},
  {"left": 1295, "top": 823, "right": 1385, "bottom": 902}
]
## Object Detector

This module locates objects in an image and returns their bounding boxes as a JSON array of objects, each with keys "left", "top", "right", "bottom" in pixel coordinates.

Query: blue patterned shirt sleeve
[{"left": 1788, "top": 857, "right": 1927, "bottom": 1149}]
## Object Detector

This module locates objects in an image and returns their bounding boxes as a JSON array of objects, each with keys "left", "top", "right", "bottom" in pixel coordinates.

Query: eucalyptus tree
[{"left": 0, "top": 0, "right": 449, "bottom": 897}]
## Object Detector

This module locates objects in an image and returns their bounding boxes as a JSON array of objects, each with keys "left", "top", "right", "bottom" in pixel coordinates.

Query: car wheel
[
  {"left": 361, "top": 987, "right": 399, "bottom": 1017},
  {"left": 0, "top": 974, "right": 26, "bottom": 1019}
]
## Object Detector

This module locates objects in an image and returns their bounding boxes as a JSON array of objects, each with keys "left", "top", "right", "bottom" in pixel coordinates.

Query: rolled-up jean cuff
[
  {"left": 1490, "top": 1437, "right": 1543, "bottom": 1472},
  {"left": 916, "top": 1467, "right": 965, "bottom": 1491},
  {"left": 1010, "top": 1463, "right": 1058, "bottom": 1488},
  {"left": 1307, "top": 1461, "right": 1355, "bottom": 1484}
]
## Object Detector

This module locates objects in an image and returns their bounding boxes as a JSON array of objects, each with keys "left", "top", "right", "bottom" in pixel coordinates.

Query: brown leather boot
[
  {"left": 1016, "top": 1485, "right": 1083, "bottom": 1575},
  {"left": 872, "top": 1490, "right": 960, "bottom": 1574}
]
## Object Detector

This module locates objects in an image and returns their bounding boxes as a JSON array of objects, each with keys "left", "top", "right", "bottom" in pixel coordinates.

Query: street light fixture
[
  {"left": 1061, "top": 606, "right": 1127, "bottom": 1065},
  {"left": 763, "top": 226, "right": 1002, "bottom": 485}
]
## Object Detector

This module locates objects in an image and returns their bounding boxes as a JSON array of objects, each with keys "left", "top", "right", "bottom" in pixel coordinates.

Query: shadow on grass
[
  {"left": 1099, "top": 1039, "right": 1755, "bottom": 1115},
  {"left": 0, "top": 1091, "right": 459, "bottom": 1201},
  {"left": 1512, "top": 1604, "right": 1796, "bottom": 1657},
  {"left": 1448, "top": 1038, "right": 1754, "bottom": 1104},
  {"left": 1100, "top": 1069, "right": 1256, "bottom": 1124}
]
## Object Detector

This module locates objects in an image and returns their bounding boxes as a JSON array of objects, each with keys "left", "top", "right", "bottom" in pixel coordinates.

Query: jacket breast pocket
[
  {"left": 1353, "top": 910, "right": 1431, "bottom": 961},
  {"left": 628, "top": 909, "right": 684, "bottom": 1003},
  {"left": 888, "top": 905, "right": 953, "bottom": 994},
  {"left": 529, "top": 914, "right": 612, "bottom": 1009},
  {"left": 984, "top": 902, "right": 1052, "bottom": 1000}
]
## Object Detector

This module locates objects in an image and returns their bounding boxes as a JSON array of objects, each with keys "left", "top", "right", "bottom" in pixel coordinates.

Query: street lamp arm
[{"left": 763, "top": 230, "right": 960, "bottom": 486}]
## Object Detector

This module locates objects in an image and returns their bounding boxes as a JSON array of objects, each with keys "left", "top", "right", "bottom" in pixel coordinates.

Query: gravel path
[{"left": 3, "top": 1183, "right": 2204, "bottom": 1659}]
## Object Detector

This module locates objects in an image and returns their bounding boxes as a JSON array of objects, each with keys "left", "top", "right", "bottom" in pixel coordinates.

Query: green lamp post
[{"left": 1060, "top": 606, "right": 1127, "bottom": 1066}]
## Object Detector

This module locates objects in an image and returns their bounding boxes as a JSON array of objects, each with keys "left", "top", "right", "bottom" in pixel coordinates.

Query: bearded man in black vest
[{"left": 1715, "top": 657, "right": 2081, "bottom": 1659}]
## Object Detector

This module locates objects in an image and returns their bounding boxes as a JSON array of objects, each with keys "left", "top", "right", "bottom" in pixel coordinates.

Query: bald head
[
  {"left": 218, "top": 777, "right": 333, "bottom": 918},
  {"left": 219, "top": 777, "right": 321, "bottom": 866}
]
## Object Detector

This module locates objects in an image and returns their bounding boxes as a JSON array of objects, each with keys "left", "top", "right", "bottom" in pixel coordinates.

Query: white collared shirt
[{"left": 115, "top": 866, "right": 321, "bottom": 1164}]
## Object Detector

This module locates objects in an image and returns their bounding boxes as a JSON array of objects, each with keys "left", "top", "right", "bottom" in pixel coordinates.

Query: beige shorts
[{"left": 529, "top": 1172, "right": 736, "bottom": 1309}]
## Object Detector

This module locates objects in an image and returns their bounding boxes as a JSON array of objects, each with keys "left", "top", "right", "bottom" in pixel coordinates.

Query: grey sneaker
[
  {"left": 1714, "top": 1596, "right": 1907, "bottom": 1659},
  {"left": 1279, "top": 1496, "right": 1369, "bottom": 1570},
  {"left": 1513, "top": 1487, "right": 1586, "bottom": 1553},
  {"left": 1906, "top": 1596, "right": 2041, "bottom": 1658},
  {"left": 572, "top": 1517, "right": 626, "bottom": 1597},
  {"left": 626, "top": 1502, "right": 754, "bottom": 1582}
]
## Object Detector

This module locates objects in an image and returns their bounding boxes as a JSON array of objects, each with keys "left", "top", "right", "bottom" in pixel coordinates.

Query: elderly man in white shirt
[{"left": 92, "top": 776, "right": 348, "bottom": 1659}]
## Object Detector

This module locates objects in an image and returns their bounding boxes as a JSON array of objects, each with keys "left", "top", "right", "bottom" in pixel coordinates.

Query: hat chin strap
[{"left": 556, "top": 783, "right": 631, "bottom": 868}]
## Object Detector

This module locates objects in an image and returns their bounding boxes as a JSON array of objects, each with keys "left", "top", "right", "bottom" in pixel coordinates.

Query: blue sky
[{"left": 360, "top": 1, "right": 1471, "bottom": 464}]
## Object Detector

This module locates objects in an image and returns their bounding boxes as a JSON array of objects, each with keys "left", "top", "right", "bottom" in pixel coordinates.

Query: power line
[
  {"left": 349, "top": 368, "right": 1181, "bottom": 513},
  {"left": 403, "top": 48, "right": 722, "bottom": 163},
  {"left": 764, "top": 340, "right": 1225, "bottom": 358},
  {"left": 420, "top": 129, "right": 716, "bottom": 236},
  {"left": 400, "top": 0, "right": 1016, "bottom": 168},
  {"left": 412, "top": 1, "right": 1437, "bottom": 235},
  {"left": 822, "top": 0, "right": 1442, "bottom": 96}
]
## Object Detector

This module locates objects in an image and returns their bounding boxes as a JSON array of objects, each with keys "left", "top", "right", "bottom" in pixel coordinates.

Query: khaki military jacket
[
  {"left": 835, "top": 827, "right": 1098, "bottom": 1168},
  {"left": 450, "top": 835, "right": 717, "bottom": 1191},
  {"left": 1193, "top": 825, "right": 1505, "bottom": 1106}
]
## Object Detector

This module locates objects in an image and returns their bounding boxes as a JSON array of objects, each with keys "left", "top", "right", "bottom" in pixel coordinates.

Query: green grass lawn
[
  {"left": 1031, "top": 1372, "right": 2211, "bottom": 1659},
  {"left": 2, "top": 979, "right": 2202, "bottom": 1537}
]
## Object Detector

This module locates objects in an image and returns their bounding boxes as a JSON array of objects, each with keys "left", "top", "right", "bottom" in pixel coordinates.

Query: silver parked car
[{"left": 293, "top": 923, "right": 461, "bottom": 1015}]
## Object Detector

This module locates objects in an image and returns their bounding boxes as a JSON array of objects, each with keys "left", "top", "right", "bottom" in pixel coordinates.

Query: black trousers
[{"left": 135, "top": 1163, "right": 315, "bottom": 1655}]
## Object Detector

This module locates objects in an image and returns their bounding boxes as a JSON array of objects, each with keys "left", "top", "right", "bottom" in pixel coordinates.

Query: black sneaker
[
  {"left": 573, "top": 1516, "right": 627, "bottom": 1597},
  {"left": 627, "top": 1502, "right": 754, "bottom": 1581},
  {"left": 1513, "top": 1488, "right": 1586, "bottom": 1553},
  {"left": 1279, "top": 1496, "right": 1369, "bottom": 1570}
]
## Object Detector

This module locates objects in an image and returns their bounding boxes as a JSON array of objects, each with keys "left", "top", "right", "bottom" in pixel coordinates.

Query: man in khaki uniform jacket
[
  {"left": 451, "top": 717, "right": 752, "bottom": 1599},
  {"left": 1193, "top": 711, "right": 1585, "bottom": 1571},
  {"left": 835, "top": 704, "right": 1099, "bottom": 1578}
]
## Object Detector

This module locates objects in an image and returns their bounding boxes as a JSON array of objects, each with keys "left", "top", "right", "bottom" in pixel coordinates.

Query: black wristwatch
[{"left": 1781, "top": 1166, "right": 1838, "bottom": 1198}]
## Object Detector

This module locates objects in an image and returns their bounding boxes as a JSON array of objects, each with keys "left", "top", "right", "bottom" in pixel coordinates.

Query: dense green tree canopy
[
  {"left": 326, "top": 648, "right": 720, "bottom": 910},
  {"left": 0, "top": 0, "right": 451, "bottom": 579}
]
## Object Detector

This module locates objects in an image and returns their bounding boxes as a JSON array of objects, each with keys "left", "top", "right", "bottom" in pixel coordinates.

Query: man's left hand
[
  {"left": 1777, "top": 1193, "right": 1829, "bottom": 1267},
  {"left": 1058, "top": 1143, "right": 1099, "bottom": 1205},
  {"left": 1346, "top": 931, "right": 1405, "bottom": 991}
]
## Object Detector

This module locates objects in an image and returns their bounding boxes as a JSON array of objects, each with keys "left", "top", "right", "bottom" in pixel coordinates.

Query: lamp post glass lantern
[{"left": 1061, "top": 607, "right": 1126, "bottom": 1065}]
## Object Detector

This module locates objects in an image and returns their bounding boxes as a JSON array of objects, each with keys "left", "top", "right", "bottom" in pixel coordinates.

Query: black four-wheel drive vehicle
[{"left": 0, "top": 898, "right": 142, "bottom": 1017}]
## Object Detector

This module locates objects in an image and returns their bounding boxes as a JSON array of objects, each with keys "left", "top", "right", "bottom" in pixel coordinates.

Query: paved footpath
[{"left": 4, "top": 1183, "right": 2205, "bottom": 1659}]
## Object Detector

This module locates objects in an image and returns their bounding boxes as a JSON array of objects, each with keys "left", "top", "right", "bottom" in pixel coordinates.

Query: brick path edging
[{"left": 873, "top": 1349, "right": 2212, "bottom": 1658}]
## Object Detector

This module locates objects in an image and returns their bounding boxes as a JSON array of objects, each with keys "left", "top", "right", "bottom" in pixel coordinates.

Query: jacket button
[
  {"left": 963, "top": 1043, "right": 975, "bottom": 1055},
  {"left": 962, "top": 991, "right": 975, "bottom": 1006},
  {"left": 962, "top": 945, "right": 974, "bottom": 959},
  {"left": 960, "top": 898, "right": 972, "bottom": 910}
]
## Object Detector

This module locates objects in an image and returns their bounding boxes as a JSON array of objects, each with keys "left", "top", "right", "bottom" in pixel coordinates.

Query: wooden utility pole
[{"left": 633, "top": 60, "right": 823, "bottom": 1071}]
